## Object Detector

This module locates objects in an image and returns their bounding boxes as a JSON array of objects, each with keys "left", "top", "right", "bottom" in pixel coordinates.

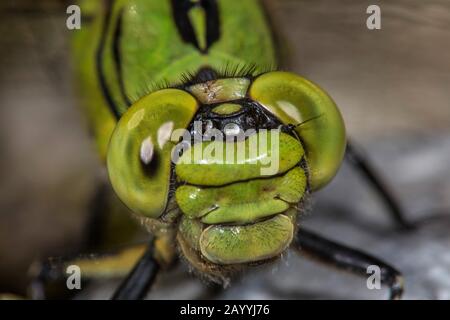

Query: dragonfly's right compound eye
[
  {"left": 107, "top": 89, "right": 198, "bottom": 218},
  {"left": 249, "top": 71, "right": 347, "bottom": 191}
]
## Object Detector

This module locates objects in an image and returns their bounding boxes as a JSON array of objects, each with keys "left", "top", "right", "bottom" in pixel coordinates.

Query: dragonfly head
[{"left": 106, "top": 70, "right": 346, "bottom": 280}]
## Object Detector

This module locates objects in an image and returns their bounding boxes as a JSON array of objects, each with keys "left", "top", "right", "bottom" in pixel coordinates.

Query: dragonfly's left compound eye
[
  {"left": 249, "top": 71, "right": 346, "bottom": 190},
  {"left": 107, "top": 89, "right": 198, "bottom": 218}
]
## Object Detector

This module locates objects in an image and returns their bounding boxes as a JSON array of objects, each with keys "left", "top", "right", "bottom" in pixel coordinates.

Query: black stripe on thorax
[
  {"left": 96, "top": 0, "right": 131, "bottom": 120},
  {"left": 112, "top": 9, "right": 132, "bottom": 107},
  {"left": 171, "top": 0, "right": 220, "bottom": 53}
]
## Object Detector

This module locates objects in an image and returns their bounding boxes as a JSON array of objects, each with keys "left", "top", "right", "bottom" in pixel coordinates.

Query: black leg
[
  {"left": 111, "top": 239, "right": 160, "bottom": 300},
  {"left": 293, "top": 227, "right": 404, "bottom": 300},
  {"left": 345, "top": 140, "right": 414, "bottom": 230}
]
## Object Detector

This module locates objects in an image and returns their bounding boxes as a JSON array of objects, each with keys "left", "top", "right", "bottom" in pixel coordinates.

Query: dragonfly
[{"left": 25, "top": 0, "right": 423, "bottom": 300}]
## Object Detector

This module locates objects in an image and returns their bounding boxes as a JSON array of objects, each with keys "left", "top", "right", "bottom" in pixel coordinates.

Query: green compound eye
[
  {"left": 249, "top": 71, "right": 346, "bottom": 190},
  {"left": 107, "top": 89, "right": 198, "bottom": 218}
]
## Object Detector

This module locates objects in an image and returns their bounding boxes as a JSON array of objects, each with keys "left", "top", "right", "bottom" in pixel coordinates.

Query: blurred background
[{"left": 0, "top": 0, "right": 449, "bottom": 299}]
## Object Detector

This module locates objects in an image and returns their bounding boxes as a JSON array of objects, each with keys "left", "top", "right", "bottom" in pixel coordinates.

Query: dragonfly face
[
  {"left": 107, "top": 71, "right": 345, "bottom": 272},
  {"left": 74, "top": 0, "right": 346, "bottom": 277}
]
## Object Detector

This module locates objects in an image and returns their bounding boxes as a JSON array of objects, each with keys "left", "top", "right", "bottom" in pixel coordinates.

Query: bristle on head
[{"left": 132, "top": 62, "right": 276, "bottom": 103}]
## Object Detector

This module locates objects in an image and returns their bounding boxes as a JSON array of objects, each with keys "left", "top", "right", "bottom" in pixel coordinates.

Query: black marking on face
[
  {"left": 171, "top": 0, "right": 221, "bottom": 53},
  {"left": 189, "top": 99, "right": 283, "bottom": 139}
]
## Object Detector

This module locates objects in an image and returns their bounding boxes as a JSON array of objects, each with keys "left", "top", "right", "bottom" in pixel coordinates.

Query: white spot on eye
[
  {"left": 140, "top": 136, "right": 154, "bottom": 165},
  {"left": 157, "top": 121, "right": 174, "bottom": 149},
  {"left": 223, "top": 123, "right": 241, "bottom": 136},
  {"left": 277, "top": 101, "right": 302, "bottom": 123}
]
